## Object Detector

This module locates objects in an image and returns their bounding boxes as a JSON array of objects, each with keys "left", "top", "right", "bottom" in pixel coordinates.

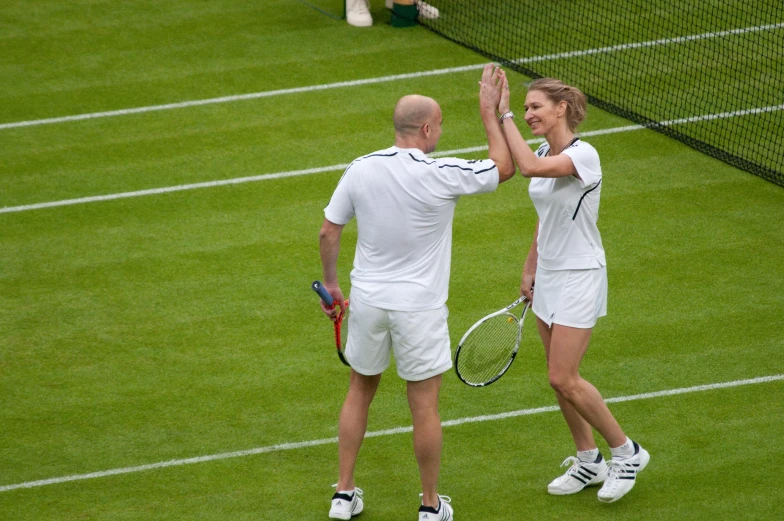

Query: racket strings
[{"left": 457, "top": 314, "right": 520, "bottom": 384}]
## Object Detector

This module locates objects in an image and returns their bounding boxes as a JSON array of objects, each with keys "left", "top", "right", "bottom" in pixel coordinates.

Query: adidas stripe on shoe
[
  {"left": 418, "top": 495, "right": 453, "bottom": 521},
  {"left": 548, "top": 453, "right": 609, "bottom": 495},
  {"left": 598, "top": 441, "right": 650, "bottom": 503},
  {"left": 329, "top": 486, "right": 364, "bottom": 519}
]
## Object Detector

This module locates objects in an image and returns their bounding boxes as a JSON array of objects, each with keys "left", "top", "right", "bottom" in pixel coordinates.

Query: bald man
[{"left": 319, "top": 64, "right": 514, "bottom": 521}]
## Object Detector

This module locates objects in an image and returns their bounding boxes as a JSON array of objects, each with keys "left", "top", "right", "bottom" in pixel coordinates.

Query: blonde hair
[{"left": 528, "top": 78, "right": 587, "bottom": 131}]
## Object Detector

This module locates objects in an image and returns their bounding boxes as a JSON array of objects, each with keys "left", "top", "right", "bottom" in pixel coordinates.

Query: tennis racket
[
  {"left": 454, "top": 295, "right": 530, "bottom": 387},
  {"left": 311, "top": 280, "right": 350, "bottom": 367}
]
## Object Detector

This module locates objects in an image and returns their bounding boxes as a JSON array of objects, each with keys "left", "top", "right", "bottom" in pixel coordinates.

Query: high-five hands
[
  {"left": 479, "top": 63, "right": 504, "bottom": 114},
  {"left": 479, "top": 63, "right": 513, "bottom": 117}
]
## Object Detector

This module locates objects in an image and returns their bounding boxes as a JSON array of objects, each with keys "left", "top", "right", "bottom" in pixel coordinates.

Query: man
[{"left": 318, "top": 64, "right": 514, "bottom": 520}]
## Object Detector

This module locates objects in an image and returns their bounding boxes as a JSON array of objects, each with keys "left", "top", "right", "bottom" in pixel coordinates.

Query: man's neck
[{"left": 394, "top": 136, "right": 427, "bottom": 153}]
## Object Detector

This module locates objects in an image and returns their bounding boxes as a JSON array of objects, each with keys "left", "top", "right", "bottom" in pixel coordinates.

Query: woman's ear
[{"left": 558, "top": 100, "right": 568, "bottom": 118}]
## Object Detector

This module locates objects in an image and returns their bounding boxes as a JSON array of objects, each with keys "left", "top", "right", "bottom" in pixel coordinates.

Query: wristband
[{"left": 499, "top": 111, "right": 514, "bottom": 124}]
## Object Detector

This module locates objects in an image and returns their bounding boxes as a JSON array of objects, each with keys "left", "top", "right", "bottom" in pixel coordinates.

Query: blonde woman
[{"left": 494, "top": 70, "right": 650, "bottom": 503}]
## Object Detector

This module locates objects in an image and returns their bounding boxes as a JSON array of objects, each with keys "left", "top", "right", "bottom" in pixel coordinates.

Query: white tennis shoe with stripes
[
  {"left": 547, "top": 454, "right": 609, "bottom": 495},
  {"left": 329, "top": 486, "right": 364, "bottom": 519},
  {"left": 418, "top": 495, "right": 453, "bottom": 521},
  {"left": 597, "top": 441, "right": 650, "bottom": 503}
]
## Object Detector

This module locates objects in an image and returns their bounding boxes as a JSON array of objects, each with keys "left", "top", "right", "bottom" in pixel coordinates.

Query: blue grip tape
[{"left": 311, "top": 280, "right": 334, "bottom": 306}]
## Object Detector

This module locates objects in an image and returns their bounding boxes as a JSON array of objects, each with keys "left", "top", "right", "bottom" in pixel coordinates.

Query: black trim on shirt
[
  {"left": 339, "top": 152, "right": 400, "bottom": 185},
  {"left": 438, "top": 162, "right": 484, "bottom": 173},
  {"left": 355, "top": 151, "right": 398, "bottom": 162},
  {"left": 474, "top": 164, "right": 499, "bottom": 175},
  {"left": 544, "top": 137, "right": 580, "bottom": 157},
  {"left": 540, "top": 138, "right": 595, "bottom": 220},
  {"left": 408, "top": 152, "right": 493, "bottom": 174},
  {"left": 572, "top": 179, "right": 602, "bottom": 220},
  {"left": 408, "top": 153, "right": 436, "bottom": 166}
]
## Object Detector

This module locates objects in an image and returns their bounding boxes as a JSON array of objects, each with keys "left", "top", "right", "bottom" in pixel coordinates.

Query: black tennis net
[{"left": 419, "top": 0, "right": 784, "bottom": 187}]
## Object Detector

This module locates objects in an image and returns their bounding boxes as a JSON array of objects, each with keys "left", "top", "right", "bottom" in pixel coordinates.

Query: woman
[{"left": 494, "top": 69, "right": 650, "bottom": 503}]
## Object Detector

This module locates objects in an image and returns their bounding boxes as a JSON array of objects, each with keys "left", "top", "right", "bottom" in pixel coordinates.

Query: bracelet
[{"left": 499, "top": 111, "right": 514, "bottom": 124}]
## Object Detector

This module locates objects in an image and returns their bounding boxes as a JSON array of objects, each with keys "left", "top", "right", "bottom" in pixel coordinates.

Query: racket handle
[{"left": 311, "top": 280, "right": 335, "bottom": 306}]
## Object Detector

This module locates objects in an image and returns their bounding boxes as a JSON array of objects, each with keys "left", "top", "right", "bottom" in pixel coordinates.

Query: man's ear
[{"left": 422, "top": 122, "right": 430, "bottom": 137}]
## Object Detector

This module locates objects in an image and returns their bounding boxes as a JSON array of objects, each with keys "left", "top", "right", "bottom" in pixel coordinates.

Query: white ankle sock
[
  {"left": 610, "top": 437, "right": 635, "bottom": 459},
  {"left": 577, "top": 448, "right": 601, "bottom": 463}
]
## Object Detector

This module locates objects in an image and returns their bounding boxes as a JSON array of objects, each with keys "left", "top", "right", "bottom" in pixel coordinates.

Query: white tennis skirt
[{"left": 532, "top": 266, "right": 607, "bottom": 329}]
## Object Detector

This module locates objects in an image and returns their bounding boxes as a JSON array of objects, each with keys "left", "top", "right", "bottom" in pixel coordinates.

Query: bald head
[
  {"left": 393, "top": 95, "right": 440, "bottom": 137},
  {"left": 393, "top": 95, "right": 443, "bottom": 153}
]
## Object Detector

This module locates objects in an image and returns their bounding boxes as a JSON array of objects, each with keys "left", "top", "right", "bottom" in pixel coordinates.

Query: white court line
[
  {"left": 4, "top": 103, "right": 782, "bottom": 215},
  {"left": 0, "top": 65, "right": 485, "bottom": 131},
  {"left": 0, "top": 125, "right": 616, "bottom": 215},
  {"left": 512, "top": 22, "right": 784, "bottom": 64},
  {"left": 1, "top": 374, "right": 782, "bottom": 493},
  {"left": 0, "top": 23, "right": 781, "bottom": 131}
]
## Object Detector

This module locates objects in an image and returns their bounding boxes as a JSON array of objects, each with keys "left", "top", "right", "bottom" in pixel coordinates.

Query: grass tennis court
[{"left": 1, "top": 1, "right": 783, "bottom": 520}]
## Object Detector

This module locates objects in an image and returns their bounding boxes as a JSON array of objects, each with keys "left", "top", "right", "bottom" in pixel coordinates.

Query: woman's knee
[{"left": 548, "top": 370, "right": 580, "bottom": 398}]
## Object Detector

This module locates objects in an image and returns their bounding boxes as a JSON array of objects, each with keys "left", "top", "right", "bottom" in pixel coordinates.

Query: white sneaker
[
  {"left": 548, "top": 454, "right": 609, "bottom": 495},
  {"left": 346, "top": 0, "right": 372, "bottom": 27},
  {"left": 329, "top": 486, "right": 364, "bottom": 519},
  {"left": 418, "top": 495, "right": 453, "bottom": 521},
  {"left": 597, "top": 442, "right": 650, "bottom": 503},
  {"left": 414, "top": 0, "right": 440, "bottom": 19}
]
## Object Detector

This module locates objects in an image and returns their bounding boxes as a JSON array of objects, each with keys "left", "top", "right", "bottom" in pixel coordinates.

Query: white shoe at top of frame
[
  {"left": 346, "top": 0, "right": 373, "bottom": 27},
  {"left": 415, "top": 0, "right": 439, "bottom": 19},
  {"left": 385, "top": 0, "right": 440, "bottom": 20}
]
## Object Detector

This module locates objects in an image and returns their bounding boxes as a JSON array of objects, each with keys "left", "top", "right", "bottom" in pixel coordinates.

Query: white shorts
[
  {"left": 345, "top": 297, "right": 453, "bottom": 381},
  {"left": 532, "top": 266, "right": 607, "bottom": 328}
]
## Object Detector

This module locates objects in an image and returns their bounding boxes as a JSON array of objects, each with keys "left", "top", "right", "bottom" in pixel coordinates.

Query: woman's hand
[
  {"left": 520, "top": 270, "right": 535, "bottom": 303},
  {"left": 498, "top": 70, "right": 511, "bottom": 115}
]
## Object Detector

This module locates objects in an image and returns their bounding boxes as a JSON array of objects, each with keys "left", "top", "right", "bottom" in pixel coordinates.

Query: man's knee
[
  {"left": 347, "top": 371, "right": 382, "bottom": 403},
  {"left": 406, "top": 375, "right": 442, "bottom": 412}
]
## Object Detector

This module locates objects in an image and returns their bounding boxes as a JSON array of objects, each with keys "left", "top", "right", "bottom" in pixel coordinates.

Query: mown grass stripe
[
  {"left": 6, "top": 105, "right": 783, "bottom": 215},
  {"left": 1, "top": 374, "right": 781, "bottom": 493},
  {"left": 0, "top": 23, "right": 780, "bottom": 131}
]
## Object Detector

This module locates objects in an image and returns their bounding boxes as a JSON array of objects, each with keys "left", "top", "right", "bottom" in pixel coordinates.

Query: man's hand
[
  {"left": 479, "top": 63, "right": 503, "bottom": 115},
  {"left": 320, "top": 281, "right": 345, "bottom": 320},
  {"left": 319, "top": 218, "right": 346, "bottom": 319}
]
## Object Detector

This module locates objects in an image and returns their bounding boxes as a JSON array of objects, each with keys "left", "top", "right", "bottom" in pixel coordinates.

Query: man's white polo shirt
[
  {"left": 529, "top": 139, "right": 606, "bottom": 270},
  {"left": 324, "top": 146, "right": 499, "bottom": 311}
]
